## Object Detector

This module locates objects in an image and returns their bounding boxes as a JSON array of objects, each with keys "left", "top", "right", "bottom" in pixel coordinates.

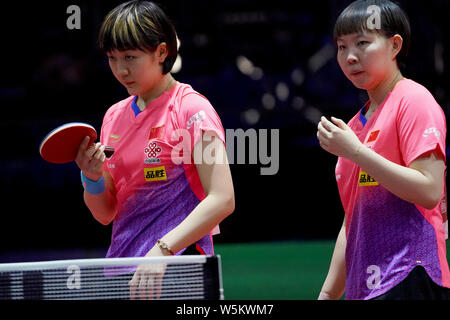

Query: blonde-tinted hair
[{"left": 98, "top": 1, "right": 177, "bottom": 74}]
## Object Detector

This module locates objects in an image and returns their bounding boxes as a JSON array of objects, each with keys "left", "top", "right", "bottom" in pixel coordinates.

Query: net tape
[{"left": 0, "top": 255, "right": 223, "bottom": 300}]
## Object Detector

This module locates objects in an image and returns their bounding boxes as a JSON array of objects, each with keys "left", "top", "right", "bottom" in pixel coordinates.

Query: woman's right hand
[{"left": 75, "top": 136, "right": 106, "bottom": 181}]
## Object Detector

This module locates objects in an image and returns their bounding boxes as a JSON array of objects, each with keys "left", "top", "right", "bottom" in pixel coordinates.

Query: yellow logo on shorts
[
  {"left": 144, "top": 166, "right": 167, "bottom": 182},
  {"left": 359, "top": 171, "right": 378, "bottom": 187}
]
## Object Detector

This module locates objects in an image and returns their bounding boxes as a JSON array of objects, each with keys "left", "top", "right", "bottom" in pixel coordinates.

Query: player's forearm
[
  {"left": 351, "top": 146, "right": 443, "bottom": 209},
  {"left": 160, "top": 192, "right": 234, "bottom": 254},
  {"left": 84, "top": 189, "right": 117, "bottom": 225},
  {"left": 319, "top": 221, "right": 346, "bottom": 300}
]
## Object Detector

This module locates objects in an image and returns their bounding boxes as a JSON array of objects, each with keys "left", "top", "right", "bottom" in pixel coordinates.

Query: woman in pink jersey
[
  {"left": 317, "top": 0, "right": 450, "bottom": 300},
  {"left": 74, "top": 1, "right": 234, "bottom": 299}
]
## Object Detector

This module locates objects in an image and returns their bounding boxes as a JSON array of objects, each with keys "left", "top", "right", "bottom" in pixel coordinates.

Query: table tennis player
[
  {"left": 74, "top": 0, "right": 234, "bottom": 299},
  {"left": 317, "top": 0, "right": 450, "bottom": 300}
]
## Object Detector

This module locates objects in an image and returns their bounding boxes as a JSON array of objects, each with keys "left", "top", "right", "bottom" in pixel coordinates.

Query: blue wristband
[{"left": 80, "top": 171, "right": 106, "bottom": 194}]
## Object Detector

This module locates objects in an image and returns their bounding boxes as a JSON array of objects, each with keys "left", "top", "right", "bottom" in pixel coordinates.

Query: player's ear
[
  {"left": 391, "top": 34, "right": 403, "bottom": 60},
  {"left": 156, "top": 42, "right": 168, "bottom": 63}
]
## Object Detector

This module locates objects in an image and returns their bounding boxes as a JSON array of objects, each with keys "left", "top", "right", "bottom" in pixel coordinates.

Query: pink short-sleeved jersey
[
  {"left": 100, "top": 82, "right": 225, "bottom": 258},
  {"left": 335, "top": 79, "right": 449, "bottom": 300}
]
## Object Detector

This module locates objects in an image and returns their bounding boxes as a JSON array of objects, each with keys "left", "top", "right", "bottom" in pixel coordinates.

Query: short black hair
[
  {"left": 98, "top": 1, "right": 178, "bottom": 74},
  {"left": 334, "top": 0, "right": 411, "bottom": 69}
]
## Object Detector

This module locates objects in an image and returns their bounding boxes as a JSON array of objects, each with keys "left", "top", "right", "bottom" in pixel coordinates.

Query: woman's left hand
[
  {"left": 128, "top": 245, "right": 168, "bottom": 300},
  {"left": 317, "top": 116, "right": 364, "bottom": 160}
]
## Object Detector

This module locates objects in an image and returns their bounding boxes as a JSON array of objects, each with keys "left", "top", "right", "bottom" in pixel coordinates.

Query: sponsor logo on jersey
[
  {"left": 359, "top": 171, "right": 378, "bottom": 187},
  {"left": 109, "top": 134, "right": 120, "bottom": 144},
  {"left": 186, "top": 111, "right": 206, "bottom": 130},
  {"left": 423, "top": 127, "right": 441, "bottom": 138},
  {"left": 144, "top": 166, "right": 167, "bottom": 181},
  {"left": 144, "top": 141, "right": 162, "bottom": 164}
]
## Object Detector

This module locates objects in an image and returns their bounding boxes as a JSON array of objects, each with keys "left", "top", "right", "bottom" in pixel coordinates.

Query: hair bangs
[
  {"left": 333, "top": 3, "right": 374, "bottom": 43},
  {"left": 99, "top": 5, "right": 154, "bottom": 53}
]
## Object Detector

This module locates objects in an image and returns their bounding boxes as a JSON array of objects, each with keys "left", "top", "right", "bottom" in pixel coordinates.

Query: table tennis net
[{"left": 0, "top": 255, "right": 223, "bottom": 300}]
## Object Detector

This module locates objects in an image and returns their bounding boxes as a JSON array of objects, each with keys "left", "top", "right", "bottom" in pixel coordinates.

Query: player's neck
[
  {"left": 366, "top": 70, "right": 403, "bottom": 119},
  {"left": 137, "top": 75, "right": 175, "bottom": 111}
]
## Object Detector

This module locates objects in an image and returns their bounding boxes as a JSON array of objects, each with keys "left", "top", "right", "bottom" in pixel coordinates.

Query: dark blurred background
[{"left": 0, "top": 0, "right": 449, "bottom": 259}]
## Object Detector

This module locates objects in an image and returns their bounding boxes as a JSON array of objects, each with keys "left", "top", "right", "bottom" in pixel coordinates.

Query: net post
[{"left": 203, "top": 255, "right": 223, "bottom": 300}]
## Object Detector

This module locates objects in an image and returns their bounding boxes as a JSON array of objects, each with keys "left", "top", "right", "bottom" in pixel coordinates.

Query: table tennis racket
[{"left": 39, "top": 122, "right": 115, "bottom": 164}]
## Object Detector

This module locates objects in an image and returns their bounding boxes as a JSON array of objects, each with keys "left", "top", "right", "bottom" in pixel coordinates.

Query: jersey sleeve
[
  {"left": 180, "top": 92, "right": 226, "bottom": 148},
  {"left": 397, "top": 91, "right": 447, "bottom": 166},
  {"left": 178, "top": 92, "right": 225, "bottom": 237}
]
